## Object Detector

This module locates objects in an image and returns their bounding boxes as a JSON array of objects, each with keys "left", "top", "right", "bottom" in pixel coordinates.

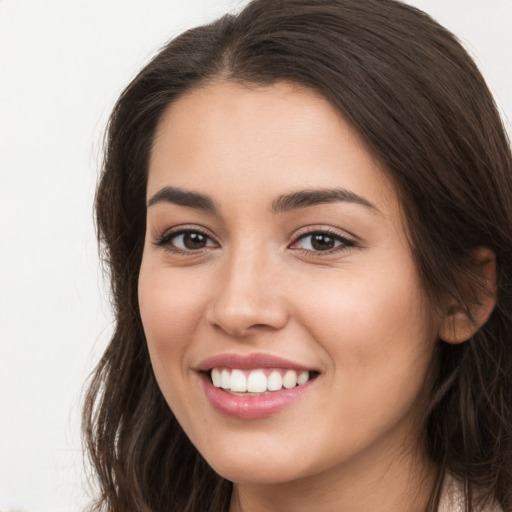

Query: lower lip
[{"left": 201, "top": 374, "right": 314, "bottom": 420}]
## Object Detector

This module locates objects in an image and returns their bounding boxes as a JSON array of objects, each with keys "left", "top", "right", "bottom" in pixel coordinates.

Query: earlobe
[{"left": 438, "top": 247, "right": 497, "bottom": 344}]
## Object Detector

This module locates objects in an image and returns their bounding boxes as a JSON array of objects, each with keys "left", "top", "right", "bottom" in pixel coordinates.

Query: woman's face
[{"left": 139, "top": 82, "right": 440, "bottom": 487}]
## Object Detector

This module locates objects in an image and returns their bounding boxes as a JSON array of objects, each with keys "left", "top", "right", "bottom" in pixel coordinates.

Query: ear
[{"left": 438, "top": 247, "right": 497, "bottom": 344}]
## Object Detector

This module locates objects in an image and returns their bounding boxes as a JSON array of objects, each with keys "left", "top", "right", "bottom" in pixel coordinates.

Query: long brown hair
[{"left": 83, "top": 1, "right": 512, "bottom": 510}]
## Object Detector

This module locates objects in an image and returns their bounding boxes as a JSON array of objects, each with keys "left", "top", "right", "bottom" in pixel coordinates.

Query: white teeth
[
  {"left": 267, "top": 370, "right": 283, "bottom": 391},
  {"left": 230, "top": 369, "right": 247, "bottom": 392},
  {"left": 283, "top": 369, "right": 298, "bottom": 389},
  {"left": 210, "top": 368, "right": 312, "bottom": 393},
  {"left": 247, "top": 370, "right": 267, "bottom": 392},
  {"left": 211, "top": 368, "right": 222, "bottom": 387},
  {"left": 221, "top": 369, "right": 231, "bottom": 389},
  {"left": 297, "top": 371, "right": 309, "bottom": 386}
]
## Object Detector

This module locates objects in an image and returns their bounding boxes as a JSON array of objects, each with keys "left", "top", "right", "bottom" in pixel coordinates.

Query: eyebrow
[
  {"left": 147, "top": 185, "right": 378, "bottom": 214},
  {"left": 271, "top": 188, "right": 378, "bottom": 213},
  {"left": 148, "top": 186, "right": 216, "bottom": 212}
]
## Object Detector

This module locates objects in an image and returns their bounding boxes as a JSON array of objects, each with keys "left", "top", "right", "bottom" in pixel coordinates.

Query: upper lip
[{"left": 196, "top": 352, "right": 315, "bottom": 372}]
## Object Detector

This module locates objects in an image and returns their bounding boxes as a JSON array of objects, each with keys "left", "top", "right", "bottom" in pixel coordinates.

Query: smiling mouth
[{"left": 207, "top": 368, "right": 319, "bottom": 395}]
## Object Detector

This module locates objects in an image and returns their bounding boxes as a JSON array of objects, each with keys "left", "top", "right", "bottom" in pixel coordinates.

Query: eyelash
[
  {"left": 154, "top": 227, "right": 217, "bottom": 254},
  {"left": 153, "top": 226, "right": 356, "bottom": 256},
  {"left": 290, "top": 228, "right": 356, "bottom": 256}
]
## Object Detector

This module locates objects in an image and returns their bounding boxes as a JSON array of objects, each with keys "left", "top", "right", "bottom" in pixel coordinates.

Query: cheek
[
  {"left": 299, "top": 262, "right": 436, "bottom": 378},
  {"left": 299, "top": 268, "right": 436, "bottom": 446},
  {"left": 137, "top": 258, "right": 215, "bottom": 425},
  {"left": 138, "top": 258, "right": 209, "bottom": 365}
]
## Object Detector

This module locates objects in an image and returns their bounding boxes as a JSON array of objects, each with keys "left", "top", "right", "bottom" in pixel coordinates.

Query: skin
[{"left": 138, "top": 81, "right": 442, "bottom": 511}]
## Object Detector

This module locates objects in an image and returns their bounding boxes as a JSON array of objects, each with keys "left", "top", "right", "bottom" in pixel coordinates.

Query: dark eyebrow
[
  {"left": 271, "top": 188, "right": 378, "bottom": 213},
  {"left": 147, "top": 186, "right": 216, "bottom": 212}
]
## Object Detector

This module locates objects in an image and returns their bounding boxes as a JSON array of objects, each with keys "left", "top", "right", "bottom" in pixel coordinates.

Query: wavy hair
[{"left": 83, "top": 1, "right": 512, "bottom": 510}]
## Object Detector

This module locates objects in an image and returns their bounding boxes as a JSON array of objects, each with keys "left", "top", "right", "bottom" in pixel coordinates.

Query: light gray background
[{"left": 1, "top": 1, "right": 511, "bottom": 511}]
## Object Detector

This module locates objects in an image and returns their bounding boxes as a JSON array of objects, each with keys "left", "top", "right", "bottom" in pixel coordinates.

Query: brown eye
[
  {"left": 291, "top": 230, "right": 354, "bottom": 253},
  {"left": 181, "top": 232, "right": 208, "bottom": 249},
  {"left": 310, "top": 233, "right": 336, "bottom": 251},
  {"left": 156, "top": 229, "right": 217, "bottom": 251}
]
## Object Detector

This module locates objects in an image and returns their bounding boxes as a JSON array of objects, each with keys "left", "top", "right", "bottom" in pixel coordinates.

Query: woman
[{"left": 83, "top": 0, "right": 512, "bottom": 510}]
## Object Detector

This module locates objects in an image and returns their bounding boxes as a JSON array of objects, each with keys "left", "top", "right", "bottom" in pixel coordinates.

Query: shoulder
[{"left": 438, "top": 474, "right": 503, "bottom": 512}]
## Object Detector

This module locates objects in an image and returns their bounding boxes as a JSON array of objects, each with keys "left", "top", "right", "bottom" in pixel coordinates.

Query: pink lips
[
  {"left": 197, "top": 353, "right": 312, "bottom": 372},
  {"left": 197, "top": 353, "right": 316, "bottom": 420}
]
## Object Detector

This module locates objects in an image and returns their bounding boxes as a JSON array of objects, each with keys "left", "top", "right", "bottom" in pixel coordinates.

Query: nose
[{"left": 206, "top": 249, "right": 289, "bottom": 338}]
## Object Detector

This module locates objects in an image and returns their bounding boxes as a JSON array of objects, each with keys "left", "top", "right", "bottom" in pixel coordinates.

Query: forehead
[{"left": 148, "top": 81, "right": 398, "bottom": 216}]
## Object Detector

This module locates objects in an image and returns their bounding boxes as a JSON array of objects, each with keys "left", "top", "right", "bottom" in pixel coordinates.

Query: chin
[
  {"left": 201, "top": 447, "right": 310, "bottom": 485},
  {"left": 212, "top": 462, "right": 305, "bottom": 486}
]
